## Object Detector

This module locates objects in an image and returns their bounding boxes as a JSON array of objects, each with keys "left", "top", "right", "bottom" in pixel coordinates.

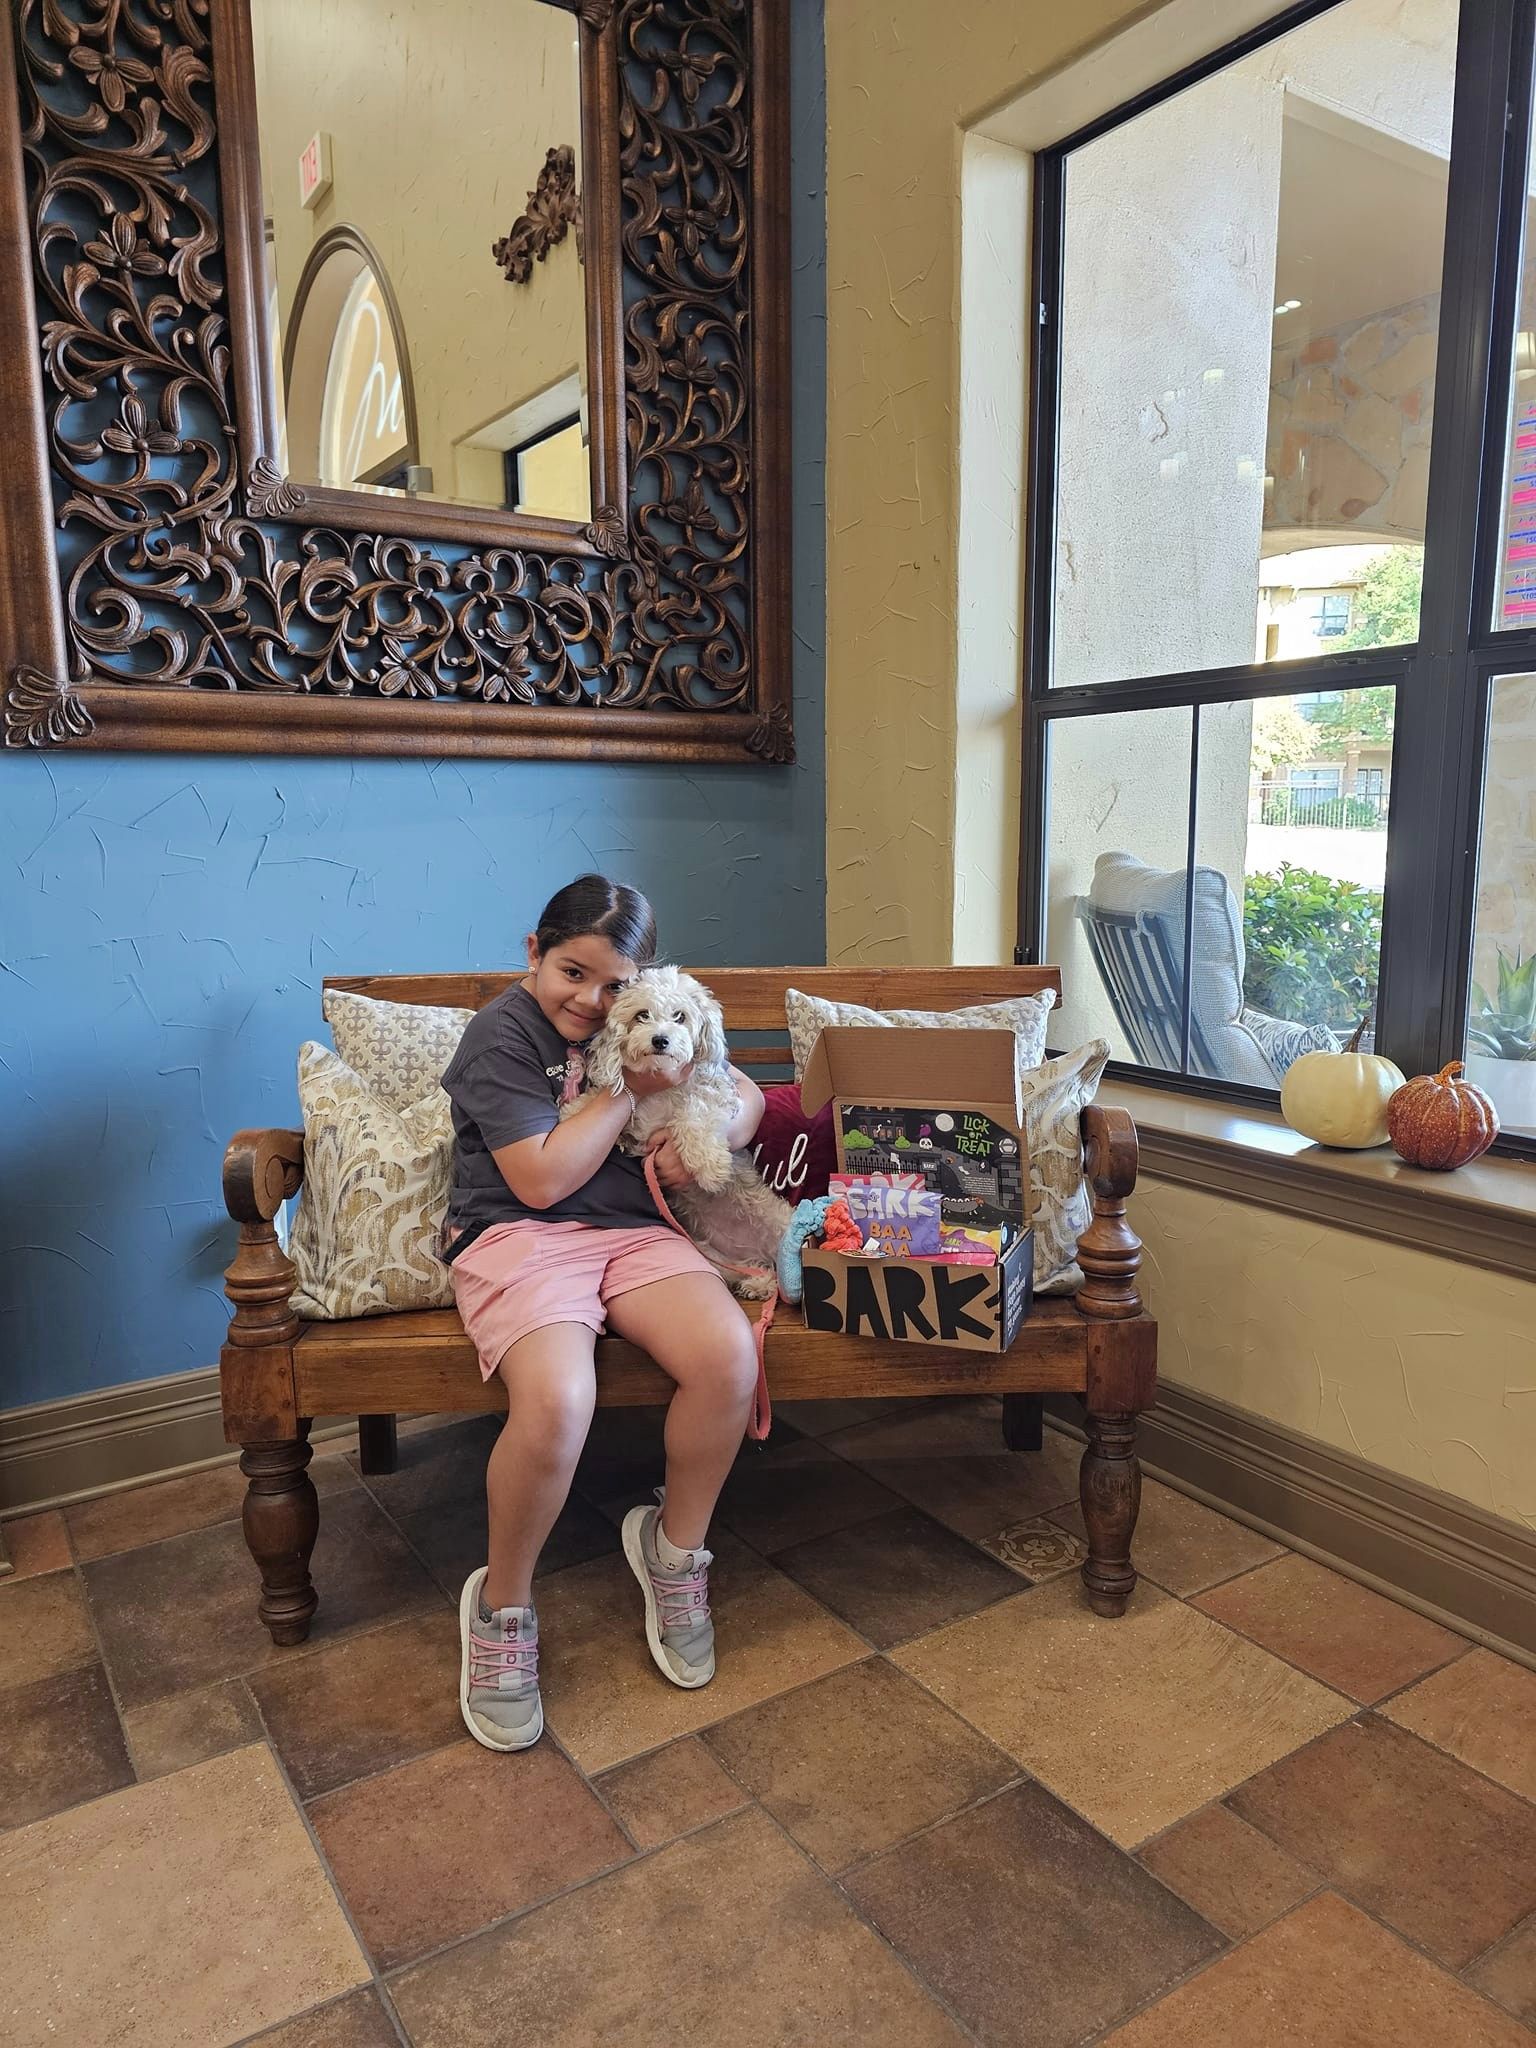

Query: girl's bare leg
[{"left": 483, "top": 1322, "right": 597, "bottom": 1609}]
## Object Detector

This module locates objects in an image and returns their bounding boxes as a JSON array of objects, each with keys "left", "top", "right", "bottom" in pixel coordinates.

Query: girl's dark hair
[{"left": 534, "top": 874, "right": 657, "bottom": 966}]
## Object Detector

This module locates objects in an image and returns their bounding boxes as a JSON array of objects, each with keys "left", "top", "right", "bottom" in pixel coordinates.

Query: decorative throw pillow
[
  {"left": 750, "top": 1086, "right": 837, "bottom": 1201},
  {"left": 289, "top": 1041, "right": 454, "bottom": 1318},
  {"left": 784, "top": 985, "right": 1057, "bottom": 1083},
  {"left": 1022, "top": 1039, "right": 1110, "bottom": 1294},
  {"left": 323, "top": 987, "right": 475, "bottom": 1114}
]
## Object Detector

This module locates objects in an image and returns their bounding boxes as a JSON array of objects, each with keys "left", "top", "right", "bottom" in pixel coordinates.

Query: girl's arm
[
  {"left": 724, "top": 1065, "right": 766, "bottom": 1148},
  {"left": 493, "top": 1065, "right": 675, "bottom": 1209}
]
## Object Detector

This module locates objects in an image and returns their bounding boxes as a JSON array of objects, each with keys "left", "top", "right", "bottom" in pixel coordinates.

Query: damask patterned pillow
[
  {"left": 1021, "top": 1039, "right": 1110, "bottom": 1294},
  {"left": 288, "top": 1041, "right": 455, "bottom": 1319},
  {"left": 784, "top": 985, "right": 1056, "bottom": 1083},
  {"left": 323, "top": 987, "right": 475, "bottom": 1113}
]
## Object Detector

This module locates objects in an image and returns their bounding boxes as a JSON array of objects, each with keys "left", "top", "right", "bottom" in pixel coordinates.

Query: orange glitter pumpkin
[{"left": 1386, "top": 1062, "right": 1500, "bottom": 1171}]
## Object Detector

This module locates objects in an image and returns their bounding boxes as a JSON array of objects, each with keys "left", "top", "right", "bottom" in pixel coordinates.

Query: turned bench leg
[
  {"left": 240, "top": 1426, "right": 319, "bottom": 1645},
  {"left": 1079, "top": 1410, "right": 1140, "bottom": 1617}
]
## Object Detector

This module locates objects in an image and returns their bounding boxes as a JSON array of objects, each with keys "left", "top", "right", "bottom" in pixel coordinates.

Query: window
[{"left": 1023, "top": 0, "right": 1536, "bottom": 1154}]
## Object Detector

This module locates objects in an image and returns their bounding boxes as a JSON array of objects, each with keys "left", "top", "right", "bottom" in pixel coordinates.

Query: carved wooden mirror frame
[{"left": 0, "top": 0, "right": 793, "bottom": 764}]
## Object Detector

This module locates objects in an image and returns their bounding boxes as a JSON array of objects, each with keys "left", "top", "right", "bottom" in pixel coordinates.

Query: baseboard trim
[
  {"left": 1046, "top": 1385, "right": 1536, "bottom": 1671},
  {"left": 0, "top": 1369, "right": 351, "bottom": 1517}
]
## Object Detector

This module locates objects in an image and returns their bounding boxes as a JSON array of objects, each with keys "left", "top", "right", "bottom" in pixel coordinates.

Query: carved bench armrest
[
  {"left": 1074, "top": 1104, "right": 1144, "bottom": 1320},
  {"left": 224, "top": 1128, "right": 305, "bottom": 1226}
]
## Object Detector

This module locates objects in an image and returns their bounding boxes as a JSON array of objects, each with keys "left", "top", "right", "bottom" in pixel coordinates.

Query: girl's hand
[
  {"left": 646, "top": 1130, "right": 695, "bottom": 1191},
  {"left": 623, "top": 1059, "right": 693, "bottom": 1100}
]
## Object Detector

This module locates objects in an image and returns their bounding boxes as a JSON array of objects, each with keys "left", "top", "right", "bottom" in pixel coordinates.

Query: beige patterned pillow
[
  {"left": 784, "top": 985, "right": 1056, "bottom": 1083},
  {"left": 323, "top": 988, "right": 475, "bottom": 1114},
  {"left": 1023, "top": 1039, "right": 1109, "bottom": 1294},
  {"left": 289, "top": 1041, "right": 454, "bottom": 1318}
]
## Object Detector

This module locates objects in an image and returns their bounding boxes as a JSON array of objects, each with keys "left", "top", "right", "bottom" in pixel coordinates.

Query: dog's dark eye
[
  {"left": 673, "top": 1011, "right": 686, "bottom": 1023},
  {"left": 636, "top": 1009, "right": 650, "bottom": 1023}
]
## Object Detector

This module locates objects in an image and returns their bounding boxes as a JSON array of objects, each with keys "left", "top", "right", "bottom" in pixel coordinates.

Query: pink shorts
[{"left": 449, "top": 1220, "right": 718, "bottom": 1381}]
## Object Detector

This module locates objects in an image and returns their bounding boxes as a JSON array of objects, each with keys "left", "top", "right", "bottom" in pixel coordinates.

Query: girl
[{"left": 441, "top": 875, "right": 763, "bottom": 1751}]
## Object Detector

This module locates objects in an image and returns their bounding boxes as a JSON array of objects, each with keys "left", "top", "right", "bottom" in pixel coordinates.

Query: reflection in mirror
[{"left": 251, "top": 0, "right": 591, "bottom": 521}]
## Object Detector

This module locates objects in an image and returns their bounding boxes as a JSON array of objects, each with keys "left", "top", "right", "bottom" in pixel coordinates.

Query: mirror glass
[{"left": 251, "top": 0, "right": 591, "bottom": 521}]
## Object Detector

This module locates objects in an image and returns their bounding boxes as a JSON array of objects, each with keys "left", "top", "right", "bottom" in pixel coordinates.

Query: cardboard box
[{"left": 798, "top": 1026, "right": 1035, "bottom": 1352}]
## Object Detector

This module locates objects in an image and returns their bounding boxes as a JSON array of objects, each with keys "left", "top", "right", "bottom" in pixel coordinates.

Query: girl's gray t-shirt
[{"left": 440, "top": 983, "right": 657, "bottom": 1253}]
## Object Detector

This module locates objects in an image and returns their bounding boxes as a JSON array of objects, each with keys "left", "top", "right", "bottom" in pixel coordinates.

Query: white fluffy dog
[{"left": 574, "top": 965, "right": 791, "bottom": 1298}]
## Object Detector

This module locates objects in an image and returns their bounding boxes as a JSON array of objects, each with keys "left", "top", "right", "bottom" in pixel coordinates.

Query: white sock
[{"left": 653, "top": 1517, "right": 696, "bottom": 1571}]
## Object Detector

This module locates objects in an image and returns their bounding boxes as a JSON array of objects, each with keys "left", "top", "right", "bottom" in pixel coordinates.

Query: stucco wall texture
[{"left": 0, "top": 0, "right": 827, "bottom": 1412}]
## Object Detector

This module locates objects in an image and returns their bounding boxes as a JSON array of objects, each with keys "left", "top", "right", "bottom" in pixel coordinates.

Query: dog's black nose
[{"left": 651, "top": 1033, "right": 671, "bottom": 1052}]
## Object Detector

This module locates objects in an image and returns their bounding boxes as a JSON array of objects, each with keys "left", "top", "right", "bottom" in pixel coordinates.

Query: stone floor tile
[
  {"left": 536, "top": 1529, "right": 866, "bottom": 1772},
  {"left": 84, "top": 1487, "right": 444, "bottom": 1709},
  {"left": 1228, "top": 1715, "right": 1536, "bottom": 1969},
  {"left": 1381, "top": 1647, "right": 1536, "bottom": 1802},
  {"left": 712, "top": 1436, "right": 901, "bottom": 1553},
  {"left": 854, "top": 1438, "right": 1083, "bottom": 1542},
  {"left": 0, "top": 1745, "right": 367, "bottom": 2048},
  {"left": 978, "top": 1517, "right": 1087, "bottom": 1582},
  {"left": 0, "top": 1664, "right": 133, "bottom": 1831},
  {"left": 1194, "top": 1554, "right": 1466, "bottom": 1704},
  {"left": 846, "top": 1780, "right": 1222, "bottom": 2048},
  {"left": 309, "top": 1737, "right": 629, "bottom": 1969},
  {"left": 248, "top": 1610, "right": 463, "bottom": 1801},
  {"left": 1101, "top": 1892, "right": 1530, "bottom": 2046},
  {"left": 821, "top": 1395, "right": 1014, "bottom": 1468},
  {"left": 122, "top": 1679, "right": 265, "bottom": 1784},
  {"left": 595, "top": 1736, "right": 748, "bottom": 1849},
  {"left": 0, "top": 1511, "right": 72, "bottom": 1580},
  {"left": 65, "top": 1464, "right": 252, "bottom": 1563},
  {"left": 389, "top": 1807, "right": 969, "bottom": 2047},
  {"left": 1050, "top": 1474, "right": 1285, "bottom": 1597},
  {"left": 773, "top": 1397, "right": 908, "bottom": 1436},
  {"left": 0, "top": 1569, "right": 96, "bottom": 1691},
  {"left": 771, "top": 1505, "right": 1020, "bottom": 1649},
  {"left": 1138, "top": 1801, "right": 1317, "bottom": 1939},
  {"left": 1467, "top": 1913, "right": 1536, "bottom": 2028},
  {"left": 348, "top": 1415, "right": 500, "bottom": 1522},
  {"left": 702, "top": 1657, "right": 1015, "bottom": 1872},
  {"left": 394, "top": 1488, "right": 617, "bottom": 1601},
  {"left": 243, "top": 1988, "right": 400, "bottom": 2048},
  {"left": 894, "top": 1575, "right": 1351, "bottom": 1848}
]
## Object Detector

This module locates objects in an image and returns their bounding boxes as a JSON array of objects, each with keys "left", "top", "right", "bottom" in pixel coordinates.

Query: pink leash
[{"left": 643, "top": 1151, "right": 775, "bottom": 1442}]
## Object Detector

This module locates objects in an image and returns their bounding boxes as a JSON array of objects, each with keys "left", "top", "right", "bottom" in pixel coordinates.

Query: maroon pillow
[{"left": 750, "top": 1085, "right": 836, "bottom": 1202}]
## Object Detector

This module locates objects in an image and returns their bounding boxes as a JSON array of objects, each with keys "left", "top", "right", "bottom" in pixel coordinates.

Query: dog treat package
[
  {"left": 828, "top": 1172, "right": 942, "bottom": 1256},
  {"left": 798, "top": 1027, "right": 1034, "bottom": 1353}
]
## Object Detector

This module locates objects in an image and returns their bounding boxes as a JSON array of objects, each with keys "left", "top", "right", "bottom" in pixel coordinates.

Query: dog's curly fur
[{"left": 569, "top": 965, "right": 791, "bottom": 1298}]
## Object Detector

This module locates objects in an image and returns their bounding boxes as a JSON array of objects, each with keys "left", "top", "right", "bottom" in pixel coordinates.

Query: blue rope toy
[{"left": 777, "top": 1195, "right": 833, "bottom": 1304}]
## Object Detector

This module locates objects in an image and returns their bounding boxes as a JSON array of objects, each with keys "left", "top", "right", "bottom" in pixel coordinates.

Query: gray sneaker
[
  {"left": 458, "top": 1567, "right": 543, "bottom": 1751},
  {"left": 621, "top": 1491, "right": 716, "bottom": 1689}
]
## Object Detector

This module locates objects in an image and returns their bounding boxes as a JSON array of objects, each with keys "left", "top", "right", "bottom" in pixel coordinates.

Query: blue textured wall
[{"left": 0, "top": 0, "right": 826, "bottom": 1411}]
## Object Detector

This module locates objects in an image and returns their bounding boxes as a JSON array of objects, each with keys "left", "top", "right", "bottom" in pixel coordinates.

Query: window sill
[{"left": 1103, "top": 1081, "right": 1536, "bottom": 1283}]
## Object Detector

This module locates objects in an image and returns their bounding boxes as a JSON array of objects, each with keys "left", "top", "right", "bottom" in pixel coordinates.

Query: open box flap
[{"left": 799, "top": 1024, "right": 1023, "bottom": 1123}]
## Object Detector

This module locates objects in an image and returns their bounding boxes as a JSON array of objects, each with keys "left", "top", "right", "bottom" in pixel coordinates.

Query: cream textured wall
[
  {"left": 254, "top": 0, "right": 586, "bottom": 507},
  {"left": 1137, "top": 1176, "right": 1536, "bottom": 1534},
  {"left": 825, "top": 0, "right": 1150, "bottom": 964}
]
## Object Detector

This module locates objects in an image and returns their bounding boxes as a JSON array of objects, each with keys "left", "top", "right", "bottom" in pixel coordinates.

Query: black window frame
[{"left": 1017, "top": 0, "right": 1536, "bottom": 1159}]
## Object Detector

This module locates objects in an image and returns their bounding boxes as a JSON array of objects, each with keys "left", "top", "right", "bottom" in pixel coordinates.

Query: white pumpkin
[{"left": 1280, "top": 1026, "right": 1405, "bottom": 1150}]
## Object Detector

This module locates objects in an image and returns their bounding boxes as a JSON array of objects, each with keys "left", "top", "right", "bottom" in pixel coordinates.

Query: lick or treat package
[{"left": 797, "top": 1026, "right": 1034, "bottom": 1353}]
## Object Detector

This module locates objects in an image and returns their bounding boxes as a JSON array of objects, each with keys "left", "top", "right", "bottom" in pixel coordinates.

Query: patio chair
[{"left": 1075, "top": 852, "right": 1338, "bottom": 1085}]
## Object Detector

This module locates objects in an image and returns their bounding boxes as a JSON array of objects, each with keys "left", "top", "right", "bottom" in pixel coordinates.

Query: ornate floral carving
[
  {"left": 14, "top": 0, "right": 782, "bottom": 752},
  {"left": 745, "top": 702, "right": 795, "bottom": 765},
  {"left": 574, "top": 0, "right": 615, "bottom": 32},
  {"left": 5, "top": 667, "right": 95, "bottom": 748},
  {"left": 492, "top": 144, "right": 583, "bottom": 285}
]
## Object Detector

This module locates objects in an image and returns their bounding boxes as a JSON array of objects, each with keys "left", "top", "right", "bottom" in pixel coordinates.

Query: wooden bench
[{"left": 219, "top": 966, "right": 1155, "bottom": 1645}]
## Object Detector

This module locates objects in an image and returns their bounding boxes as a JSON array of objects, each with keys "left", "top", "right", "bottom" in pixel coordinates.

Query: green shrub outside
[{"left": 1242, "top": 864, "right": 1382, "bottom": 1032}]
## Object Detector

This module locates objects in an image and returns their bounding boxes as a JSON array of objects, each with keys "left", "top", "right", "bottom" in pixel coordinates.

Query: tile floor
[{"left": 3, "top": 1395, "right": 1535, "bottom": 2047}]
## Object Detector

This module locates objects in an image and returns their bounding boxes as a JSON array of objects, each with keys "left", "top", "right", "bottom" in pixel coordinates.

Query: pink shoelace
[
  {"left": 649, "top": 1555, "right": 711, "bottom": 1632},
  {"left": 468, "top": 1618, "right": 538, "bottom": 1691}
]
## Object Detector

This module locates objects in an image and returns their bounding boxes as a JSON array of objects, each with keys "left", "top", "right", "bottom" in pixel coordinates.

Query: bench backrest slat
[{"left": 324, "top": 965, "right": 1064, "bottom": 1069}]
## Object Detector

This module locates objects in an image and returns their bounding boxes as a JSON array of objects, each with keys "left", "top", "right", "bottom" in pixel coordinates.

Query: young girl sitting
[{"left": 441, "top": 874, "right": 764, "bottom": 1751}]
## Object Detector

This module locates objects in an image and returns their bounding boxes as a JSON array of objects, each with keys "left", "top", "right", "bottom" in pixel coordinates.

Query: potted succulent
[{"left": 1465, "top": 947, "right": 1536, "bottom": 1136}]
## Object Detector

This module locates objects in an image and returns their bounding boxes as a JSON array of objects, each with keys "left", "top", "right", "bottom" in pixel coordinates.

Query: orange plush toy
[{"left": 819, "top": 1198, "right": 862, "bottom": 1254}]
